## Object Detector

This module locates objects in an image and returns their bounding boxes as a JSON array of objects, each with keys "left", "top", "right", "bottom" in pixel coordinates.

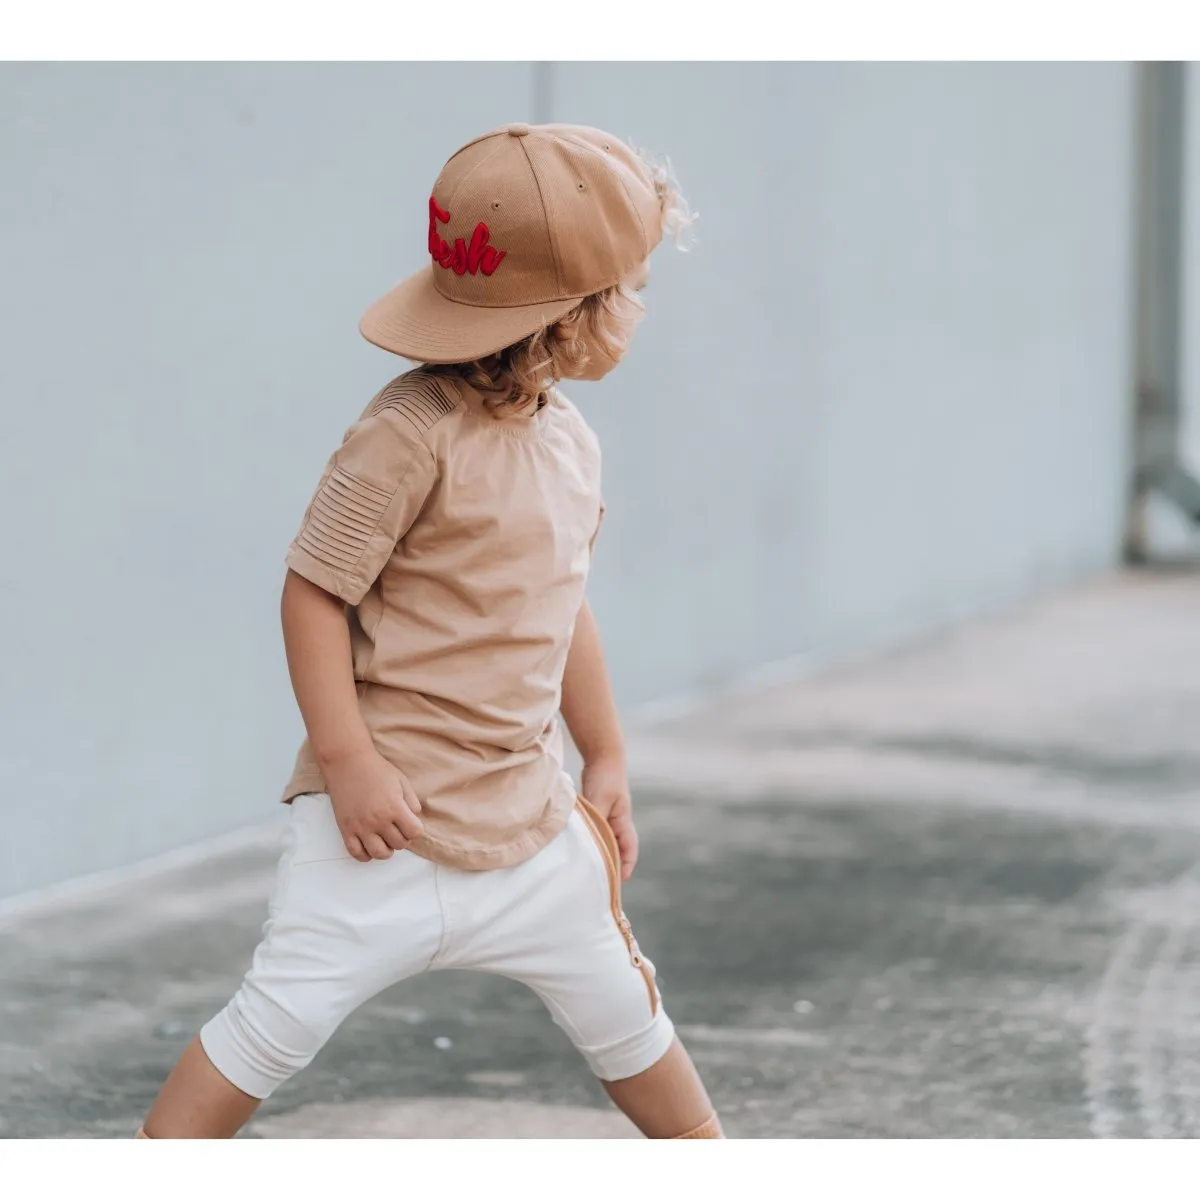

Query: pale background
[{"left": 2, "top": 62, "right": 1198, "bottom": 900}]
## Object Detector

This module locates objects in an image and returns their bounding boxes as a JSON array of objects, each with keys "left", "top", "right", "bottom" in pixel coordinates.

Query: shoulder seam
[{"left": 366, "top": 370, "right": 460, "bottom": 437}]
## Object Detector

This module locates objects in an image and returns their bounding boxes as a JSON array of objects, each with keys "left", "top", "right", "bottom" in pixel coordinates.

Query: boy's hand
[
  {"left": 582, "top": 756, "right": 639, "bottom": 881},
  {"left": 323, "top": 746, "right": 424, "bottom": 863}
]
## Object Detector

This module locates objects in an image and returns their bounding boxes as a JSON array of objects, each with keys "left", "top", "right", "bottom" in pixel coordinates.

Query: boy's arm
[
  {"left": 282, "top": 569, "right": 423, "bottom": 862},
  {"left": 281, "top": 569, "right": 373, "bottom": 766},
  {"left": 561, "top": 599, "right": 638, "bottom": 879},
  {"left": 280, "top": 392, "right": 441, "bottom": 862}
]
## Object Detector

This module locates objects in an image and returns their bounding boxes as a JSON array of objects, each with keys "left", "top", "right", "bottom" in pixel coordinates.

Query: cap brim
[{"left": 359, "top": 266, "right": 583, "bottom": 365}]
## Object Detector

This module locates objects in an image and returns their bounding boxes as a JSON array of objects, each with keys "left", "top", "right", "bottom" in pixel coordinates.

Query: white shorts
[{"left": 200, "top": 793, "right": 675, "bottom": 1099}]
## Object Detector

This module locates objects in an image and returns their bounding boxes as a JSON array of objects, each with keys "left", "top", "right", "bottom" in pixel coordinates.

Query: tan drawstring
[{"left": 575, "top": 796, "right": 658, "bottom": 1015}]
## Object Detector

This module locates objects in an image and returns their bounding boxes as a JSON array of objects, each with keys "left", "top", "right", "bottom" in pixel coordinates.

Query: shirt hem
[{"left": 280, "top": 771, "right": 574, "bottom": 871}]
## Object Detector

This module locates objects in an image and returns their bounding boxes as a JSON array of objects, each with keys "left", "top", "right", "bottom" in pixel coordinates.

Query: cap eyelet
[
  {"left": 603, "top": 143, "right": 611, "bottom": 151},
  {"left": 577, "top": 181, "right": 586, "bottom": 191},
  {"left": 491, "top": 200, "right": 501, "bottom": 210}
]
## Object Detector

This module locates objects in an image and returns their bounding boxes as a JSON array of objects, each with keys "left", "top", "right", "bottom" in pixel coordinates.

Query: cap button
[{"left": 507, "top": 123, "right": 532, "bottom": 137}]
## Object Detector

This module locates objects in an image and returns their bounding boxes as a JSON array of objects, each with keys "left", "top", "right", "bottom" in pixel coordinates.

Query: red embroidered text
[{"left": 428, "top": 196, "right": 506, "bottom": 277}]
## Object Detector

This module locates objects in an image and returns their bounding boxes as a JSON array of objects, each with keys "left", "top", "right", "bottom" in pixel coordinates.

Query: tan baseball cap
[{"left": 359, "top": 123, "right": 664, "bottom": 364}]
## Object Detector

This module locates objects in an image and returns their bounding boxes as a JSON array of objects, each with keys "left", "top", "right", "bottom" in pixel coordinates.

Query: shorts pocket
[{"left": 289, "top": 794, "right": 354, "bottom": 866}]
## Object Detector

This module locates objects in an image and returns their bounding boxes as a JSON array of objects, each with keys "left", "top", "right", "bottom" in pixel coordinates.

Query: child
[{"left": 140, "top": 123, "right": 721, "bottom": 1139}]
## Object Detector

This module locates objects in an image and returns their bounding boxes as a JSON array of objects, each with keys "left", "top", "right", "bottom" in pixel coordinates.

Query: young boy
[{"left": 140, "top": 123, "right": 720, "bottom": 1139}]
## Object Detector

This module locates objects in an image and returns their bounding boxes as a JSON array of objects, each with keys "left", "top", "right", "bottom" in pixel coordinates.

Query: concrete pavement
[{"left": 5, "top": 570, "right": 1200, "bottom": 1137}]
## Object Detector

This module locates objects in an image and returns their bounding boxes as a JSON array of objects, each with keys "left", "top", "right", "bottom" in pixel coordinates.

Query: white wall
[
  {"left": 0, "top": 64, "right": 534, "bottom": 897},
  {"left": 569, "top": 63, "right": 1135, "bottom": 693},
  {"left": 0, "top": 63, "right": 1137, "bottom": 899}
]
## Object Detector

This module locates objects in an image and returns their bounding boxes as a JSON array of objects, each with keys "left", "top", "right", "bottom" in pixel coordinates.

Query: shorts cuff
[
  {"left": 583, "top": 1009, "right": 676, "bottom": 1082},
  {"left": 199, "top": 1009, "right": 282, "bottom": 1102}
]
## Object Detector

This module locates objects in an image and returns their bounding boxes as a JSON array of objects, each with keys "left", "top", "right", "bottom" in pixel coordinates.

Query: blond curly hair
[{"left": 430, "top": 146, "right": 695, "bottom": 411}]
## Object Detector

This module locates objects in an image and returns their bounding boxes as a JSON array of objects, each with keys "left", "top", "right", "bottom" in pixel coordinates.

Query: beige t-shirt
[{"left": 281, "top": 368, "right": 603, "bottom": 870}]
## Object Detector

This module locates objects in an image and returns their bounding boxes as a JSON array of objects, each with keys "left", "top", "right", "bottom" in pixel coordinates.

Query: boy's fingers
[
  {"left": 614, "top": 824, "right": 639, "bottom": 880},
  {"left": 403, "top": 782, "right": 423, "bottom": 813},
  {"left": 362, "top": 832, "right": 394, "bottom": 860},
  {"left": 381, "top": 824, "right": 410, "bottom": 851},
  {"left": 345, "top": 834, "right": 370, "bottom": 863},
  {"left": 393, "top": 804, "right": 424, "bottom": 840}
]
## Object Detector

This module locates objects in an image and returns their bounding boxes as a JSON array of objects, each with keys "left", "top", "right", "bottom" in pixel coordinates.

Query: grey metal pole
[{"left": 1127, "top": 61, "right": 1192, "bottom": 562}]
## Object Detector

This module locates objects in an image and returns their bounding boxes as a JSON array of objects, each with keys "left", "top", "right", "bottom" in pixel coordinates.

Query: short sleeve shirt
[{"left": 282, "top": 369, "right": 604, "bottom": 870}]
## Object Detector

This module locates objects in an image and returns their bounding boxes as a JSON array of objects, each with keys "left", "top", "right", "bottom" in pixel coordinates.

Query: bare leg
[
  {"left": 602, "top": 1037, "right": 722, "bottom": 1138},
  {"left": 140, "top": 1038, "right": 261, "bottom": 1139}
]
